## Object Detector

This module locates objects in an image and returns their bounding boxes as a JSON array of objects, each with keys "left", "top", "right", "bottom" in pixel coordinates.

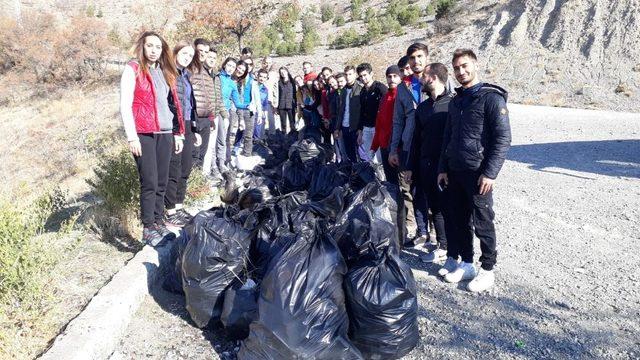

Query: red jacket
[
  {"left": 320, "top": 88, "right": 331, "bottom": 120},
  {"left": 129, "top": 61, "right": 184, "bottom": 135},
  {"left": 371, "top": 87, "right": 397, "bottom": 152}
]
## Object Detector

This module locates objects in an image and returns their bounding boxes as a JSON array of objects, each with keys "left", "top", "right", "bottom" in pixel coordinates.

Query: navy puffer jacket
[{"left": 438, "top": 83, "right": 512, "bottom": 179}]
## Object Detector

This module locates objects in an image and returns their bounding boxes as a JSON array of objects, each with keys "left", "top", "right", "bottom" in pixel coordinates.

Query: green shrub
[
  {"left": 364, "top": 8, "right": 376, "bottom": 23},
  {"left": 86, "top": 147, "right": 139, "bottom": 221},
  {"left": 363, "top": 20, "right": 383, "bottom": 44},
  {"left": 273, "top": 4, "right": 301, "bottom": 33},
  {"left": 276, "top": 39, "right": 299, "bottom": 56},
  {"left": 331, "top": 28, "right": 361, "bottom": 49},
  {"left": 0, "top": 190, "right": 61, "bottom": 308},
  {"left": 425, "top": 3, "right": 436, "bottom": 16},
  {"left": 334, "top": 15, "right": 346, "bottom": 26},
  {"left": 397, "top": 4, "right": 420, "bottom": 25},
  {"left": 351, "top": 0, "right": 363, "bottom": 20},
  {"left": 85, "top": 5, "right": 95, "bottom": 17},
  {"left": 320, "top": 4, "right": 334, "bottom": 22},
  {"left": 300, "top": 14, "right": 320, "bottom": 53},
  {"left": 379, "top": 14, "right": 403, "bottom": 35},
  {"left": 435, "top": 0, "right": 457, "bottom": 19}
]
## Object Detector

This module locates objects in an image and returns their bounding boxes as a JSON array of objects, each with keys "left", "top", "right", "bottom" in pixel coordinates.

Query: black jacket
[
  {"left": 359, "top": 80, "right": 388, "bottom": 130},
  {"left": 410, "top": 90, "right": 454, "bottom": 172},
  {"left": 278, "top": 80, "right": 296, "bottom": 110},
  {"left": 438, "top": 83, "right": 512, "bottom": 179},
  {"left": 337, "top": 82, "right": 362, "bottom": 132},
  {"left": 176, "top": 68, "right": 199, "bottom": 133},
  {"left": 329, "top": 89, "right": 343, "bottom": 132}
]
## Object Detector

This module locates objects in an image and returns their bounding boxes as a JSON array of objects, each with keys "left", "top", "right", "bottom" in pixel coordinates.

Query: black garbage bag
[
  {"left": 300, "top": 125, "right": 325, "bottom": 145},
  {"left": 287, "top": 138, "right": 326, "bottom": 164},
  {"left": 279, "top": 159, "right": 312, "bottom": 193},
  {"left": 309, "top": 186, "right": 348, "bottom": 220},
  {"left": 238, "top": 220, "right": 363, "bottom": 360},
  {"left": 349, "top": 162, "right": 383, "bottom": 191},
  {"left": 181, "top": 208, "right": 253, "bottom": 328},
  {"left": 243, "top": 173, "right": 279, "bottom": 197},
  {"left": 344, "top": 252, "right": 419, "bottom": 359},
  {"left": 248, "top": 192, "right": 308, "bottom": 279},
  {"left": 237, "top": 187, "right": 271, "bottom": 209},
  {"left": 309, "top": 163, "right": 349, "bottom": 200},
  {"left": 331, "top": 182, "right": 400, "bottom": 266},
  {"left": 221, "top": 279, "right": 259, "bottom": 340},
  {"left": 252, "top": 141, "right": 277, "bottom": 168},
  {"left": 162, "top": 231, "right": 189, "bottom": 294}
]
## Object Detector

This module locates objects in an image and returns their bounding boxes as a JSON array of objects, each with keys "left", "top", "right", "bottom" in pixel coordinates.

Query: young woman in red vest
[{"left": 120, "top": 31, "right": 185, "bottom": 246}]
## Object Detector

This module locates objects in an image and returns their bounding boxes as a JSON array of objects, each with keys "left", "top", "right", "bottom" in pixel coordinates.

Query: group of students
[{"left": 120, "top": 31, "right": 511, "bottom": 293}]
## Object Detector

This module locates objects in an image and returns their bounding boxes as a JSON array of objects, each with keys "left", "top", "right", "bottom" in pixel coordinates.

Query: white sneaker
[
  {"left": 467, "top": 269, "right": 495, "bottom": 292},
  {"left": 438, "top": 257, "right": 460, "bottom": 276},
  {"left": 444, "top": 262, "right": 477, "bottom": 283},
  {"left": 420, "top": 248, "right": 447, "bottom": 263}
]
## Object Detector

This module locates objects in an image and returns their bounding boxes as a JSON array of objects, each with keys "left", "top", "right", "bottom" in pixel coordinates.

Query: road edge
[{"left": 40, "top": 241, "right": 174, "bottom": 360}]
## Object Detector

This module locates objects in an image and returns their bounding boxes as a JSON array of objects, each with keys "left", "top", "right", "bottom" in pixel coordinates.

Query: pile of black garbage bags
[{"left": 163, "top": 131, "right": 419, "bottom": 359}]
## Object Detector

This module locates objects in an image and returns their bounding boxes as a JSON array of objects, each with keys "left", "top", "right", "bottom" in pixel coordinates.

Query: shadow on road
[
  {"left": 146, "top": 242, "right": 238, "bottom": 358},
  {"left": 138, "top": 244, "right": 638, "bottom": 359},
  {"left": 508, "top": 139, "right": 640, "bottom": 178}
]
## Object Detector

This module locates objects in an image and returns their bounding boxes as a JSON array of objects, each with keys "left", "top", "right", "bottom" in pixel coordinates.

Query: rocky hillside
[
  {"left": 277, "top": 0, "right": 640, "bottom": 111},
  {"left": 2, "top": 0, "right": 639, "bottom": 111}
]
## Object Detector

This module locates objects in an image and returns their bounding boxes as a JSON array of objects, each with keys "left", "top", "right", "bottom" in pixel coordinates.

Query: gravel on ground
[{"left": 111, "top": 104, "right": 640, "bottom": 360}]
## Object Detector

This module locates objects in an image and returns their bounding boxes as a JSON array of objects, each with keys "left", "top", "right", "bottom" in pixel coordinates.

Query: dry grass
[
  {"left": 0, "top": 83, "right": 122, "bottom": 200},
  {"left": 0, "top": 79, "right": 139, "bottom": 359}
]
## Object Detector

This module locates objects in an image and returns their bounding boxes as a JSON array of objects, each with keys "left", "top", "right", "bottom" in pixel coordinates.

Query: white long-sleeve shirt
[
  {"left": 120, "top": 65, "right": 139, "bottom": 142},
  {"left": 119, "top": 64, "right": 175, "bottom": 142}
]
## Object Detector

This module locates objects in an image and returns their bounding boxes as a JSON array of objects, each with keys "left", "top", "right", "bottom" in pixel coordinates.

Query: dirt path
[{"left": 111, "top": 104, "right": 640, "bottom": 360}]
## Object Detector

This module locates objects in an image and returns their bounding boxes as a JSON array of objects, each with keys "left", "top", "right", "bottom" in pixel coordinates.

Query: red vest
[{"left": 128, "top": 61, "right": 184, "bottom": 135}]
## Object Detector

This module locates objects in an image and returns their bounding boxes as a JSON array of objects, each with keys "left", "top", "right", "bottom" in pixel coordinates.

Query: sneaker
[
  {"left": 403, "top": 233, "right": 418, "bottom": 248},
  {"left": 142, "top": 226, "right": 165, "bottom": 247},
  {"left": 413, "top": 234, "right": 428, "bottom": 246},
  {"left": 438, "top": 257, "right": 460, "bottom": 277},
  {"left": 444, "top": 262, "right": 477, "bottom": 283},
  {"left": 467, "top": 269, "right": 495, "bottom": 292},
  {"left": 164, "top": 212, "right": 187, "bottom": 227},
  {"left": 176, "top": 209, "right": 193, "bottom": 223},
  {"left": 420, "top": 248, "right": 447, "bottom": 263},
  {"left": 155, "top": 223, "right": 176, "bottom": 241}
]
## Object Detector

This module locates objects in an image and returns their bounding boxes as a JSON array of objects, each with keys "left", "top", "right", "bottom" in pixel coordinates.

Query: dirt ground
[{"left": 111, "top": 103, "right": 640, "bottom": 359}]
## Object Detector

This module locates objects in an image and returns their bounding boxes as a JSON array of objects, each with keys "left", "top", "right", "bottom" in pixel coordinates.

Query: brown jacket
[{"left": 190, "top": 66, "right": 227, "bottom": 121}]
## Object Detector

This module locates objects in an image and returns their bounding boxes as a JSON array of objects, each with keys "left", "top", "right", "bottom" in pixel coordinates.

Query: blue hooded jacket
[{"left": 220, "top": 70, "right": 247, "bottom": 111}]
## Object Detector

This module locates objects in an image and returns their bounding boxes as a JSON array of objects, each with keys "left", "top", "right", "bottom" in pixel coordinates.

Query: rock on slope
[
  {"left": 441, "top": 0, "right": 640, "bottom": 110},
  {"left": 276, "top": 0, "right": 640, "bottom": 111}
]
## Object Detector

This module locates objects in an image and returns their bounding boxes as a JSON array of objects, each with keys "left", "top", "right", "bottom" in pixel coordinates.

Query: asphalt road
[{"left": 110, "top": 104, "right": 640, "bottom": 360}]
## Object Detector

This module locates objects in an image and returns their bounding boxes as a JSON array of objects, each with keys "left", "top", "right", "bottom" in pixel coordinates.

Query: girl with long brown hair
[
  {"left": 163, "top": 41, "right": 200, "bottom": 228},
  {"left": 120, "top": 31, "right": 185, "bottom": 246}
]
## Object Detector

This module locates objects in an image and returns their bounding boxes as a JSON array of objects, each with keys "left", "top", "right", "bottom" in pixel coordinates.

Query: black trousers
[
  {"left": 446, "top": 170, "right": 497, "bottom": 270},
  {"left": 341, "top": 126, "right": 358, "bottom": 163},
  {"left": 380, "top": 148, "right": 397, "bottom": 183},
  {"left": 239, "top": 109, "right": 254, "bottom": 156},
  {"left": 418, "top": 164, "right": 448, "bottom": 249},
  {"left": 192, "top": 117, "right": 210, "bottom": 165},
  {"left": 278, "top": 108, "right": 295, "bottom": 133},
  {"left": 165, "top": 125, "right": 194, "bottom": 209},
  {"left": 134, "top": 133, "right": 173, "bottom": 227}
]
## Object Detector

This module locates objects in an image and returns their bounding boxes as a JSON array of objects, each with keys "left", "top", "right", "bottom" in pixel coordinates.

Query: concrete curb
[{"left": 41, "top": 242, "right": 174, "bottom": 360}]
